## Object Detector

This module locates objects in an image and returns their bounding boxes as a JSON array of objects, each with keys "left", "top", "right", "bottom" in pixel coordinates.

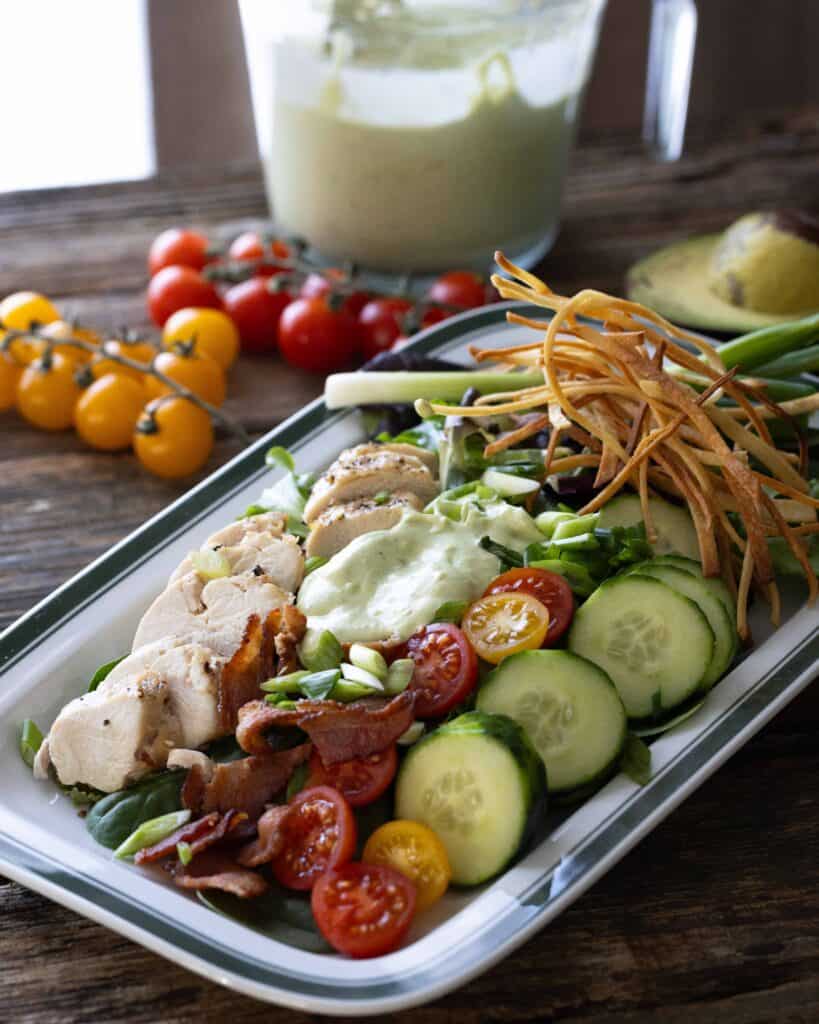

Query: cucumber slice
[
  {"left": 598, "top": 493, "right": 700, "bottom": 562},
  {"left": 395, "top": 711, "right": 545, "bottom": 886},
  {"left": 645, "top": 554, "right": 737, "bottom": 627},
  {"left": 629, "top": 564, "right": 737, "bottom": 689},
  {"left": 477, "top": 650, "right": 627, "bottom": 797},
  {"left": 568, "top": 576, "right": 714, "bottom": 720}
]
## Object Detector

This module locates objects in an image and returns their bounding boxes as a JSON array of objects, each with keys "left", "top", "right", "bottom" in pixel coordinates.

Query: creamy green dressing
[{"left": 297, "top": 504, "right": 541, "bottom": 642}]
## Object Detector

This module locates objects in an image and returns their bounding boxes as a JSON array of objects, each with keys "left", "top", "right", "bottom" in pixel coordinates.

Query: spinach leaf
[
  {"left": 197, "top": 886, "right": 331, "bottom": 953},
  {"left": 86, "top": 771, "right": 184, "bottom": 850},
  {"left": 87, "top": 656, "right": 126, "bottom": 693}
]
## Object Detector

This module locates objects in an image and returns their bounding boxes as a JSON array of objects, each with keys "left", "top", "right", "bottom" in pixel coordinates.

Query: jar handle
[{"left": 642, "top": 0, "right": 698, "bottom": 161}]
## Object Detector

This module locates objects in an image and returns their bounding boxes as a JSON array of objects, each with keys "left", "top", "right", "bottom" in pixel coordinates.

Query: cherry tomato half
[
  {"left": 306, "top": 745, "right": 397, "bottom": 808},
  {"left": 405, "top": 623, "right": 478, "bottom": 718},
  {"left": 223, "top": 276, "right": 291, "bottom": 355},
  {"left": 426, "top": 270, "right": 488, "bottom": 311},
  {"left": 148, "top": 228, "right": 211, "bottom": 276},
  {"left": 147, "top": 266, "right": 221, "bottom": 327},
  {"left": 358, "top": 297, "right": 413, "bottom": 362},
  {"left": 272, "top": 785, "right": 356, "bottom": 891},
  {"left": 462, "top": 591, "right": 549, "bottom": 665},
  {"left": 312, "top": 861, "right": 416, "bottom": 958},
  {"left": 300, "top": 271, "right": 370, "bottom": 319},
  {"left": 484, "top": 567, "right": 575, "bottom": 646},
  {"left": 278, "top": 295, "right": 359, "bottom": 373},
  {"left": 362, "top": 820, "right": 451, "bottom": 912}
]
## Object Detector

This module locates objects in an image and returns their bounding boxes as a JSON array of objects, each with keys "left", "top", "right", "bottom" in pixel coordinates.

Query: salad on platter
[{"left": 20, "top": 255, "right": 819, "bottom": 960}]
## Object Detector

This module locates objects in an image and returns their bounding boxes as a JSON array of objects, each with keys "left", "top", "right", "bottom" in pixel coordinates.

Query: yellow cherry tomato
[
  {"left": 362, "top": 820, "right": 451, "bottom": 912},
  {"left": 74, "top": 373, "right": 146, "bottom": 452},
  {"left": 0, "top": 350, "right": 22, "bottom": 411},
  {"left": 144, "top": 347, "right": 226, "bottom": 406},
  {"left": 16, "top": 352, "right": 81, "bottom": 431},
  {"left": 0, "top": 291, "right": 60, "bottom": 331},
  {"left": 163, "top": 307, "right": 240, "bottom": 371},
  {"left": 36, "top": 320, "right": 101, "bottom": 364},
  {"left": 462, "top": 591, "right": 550, "bottom": 665},
  {"left": 89, "top": 340, "right": 151, "bottom": 384},
  {"left": 133, "top": 396, "right": 214, "bottom": 479}
]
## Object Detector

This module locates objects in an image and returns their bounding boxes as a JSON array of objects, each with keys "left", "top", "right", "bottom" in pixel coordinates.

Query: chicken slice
[
  {"left": 305, "top": 491, "right": 423, "bottom": 559},
  {"left": 100, "top": 640, "right": 225, "bottom": 750},
  {"left": 170, "top": 511, "right": 303, "bottom": 594},
  {"left": 133, "top": 571, "right": 292, "bottom": 659},
  {"left": 304, "top": 444, "right": 438, "bottom": 523},
  {"left": 381, "top": 443, "right": 438, "bottom": 473},
  {"left": 47, "top": 678, "right": 178, "bottom": 793}
]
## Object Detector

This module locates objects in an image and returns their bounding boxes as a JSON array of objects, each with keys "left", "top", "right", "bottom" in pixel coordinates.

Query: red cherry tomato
[
  {"left": 278, "top": 296, "right": 359, "bottom": 373},
  {"left": 426, "top": 270, "right": 488, "bottom": 312},
  {"left": 300, "top": 271, "right": 370, "bottom": 319},
  {"left": 484, "top": 567, "right": 575, "bottom": 646},
  {"left": 358, "top": 297, "right": 414, "bottom": 361},
  {"left": 228, "top": 231, "right": 288, "bottom": 278},
  {"left": 306, "top": 745, "right": 398, "bottom": 808},
  {"left": 405, "top": 623, "right": 478, "bottom": 718},
  {"left": 223, "top": 276, "right": 291, "bottom": 354},
  {"left": 312, "top": 861, "right": 416, "bottom": 958},
  {"left": 421, "top": 305, "right": 450, "bottom": 329},
  {"left": 148, "top": 228, "right": 211, "bottom": 276},
  {"left": 147, "top": 266, "right": 222, "bottom": 327},
  {"left": 272, "top": 786, "right": 356, "bottom": 891}
]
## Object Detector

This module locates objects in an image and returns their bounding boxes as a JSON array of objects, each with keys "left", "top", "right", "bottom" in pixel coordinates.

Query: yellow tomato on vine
[
  {"left": 16, "top": 352, "right": 81, "bottom": 431},
  {"left": 144, "top": 346, "right": 226, "bottom": 406},
  {"left": 74, "top": 373, "right": 146, "bottom": 452},
  {"left": 133, "top": 397, "right": 214, "bottom": 479},
  {"left": 163, "top": 307, "right": 240, "bottom": 371}
]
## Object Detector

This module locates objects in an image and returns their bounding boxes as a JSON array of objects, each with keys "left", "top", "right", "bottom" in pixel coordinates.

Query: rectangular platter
[{"left": 1, "top": 303, "right": 817, "bottom": 1015}]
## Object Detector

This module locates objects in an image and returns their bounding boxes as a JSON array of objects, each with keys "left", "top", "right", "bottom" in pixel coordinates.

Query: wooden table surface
[{"left": 3, "top": 116, "right": 819, "bottom": 1023}]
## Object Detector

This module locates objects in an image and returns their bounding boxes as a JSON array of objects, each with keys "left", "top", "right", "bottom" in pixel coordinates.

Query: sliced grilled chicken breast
[
  {"left": 133, "top": 571, "right": 292, "bottom": 659},
  {"left": 170, "top": 511, "right": 303, "bottom": 593},
  {"left": 305, "top": 491, "right": 423, "bottom": 559},
  {"left": 47, "top": 678, "right": 178, "bottom": 793},
  {"left": 381, "top": 443, "right": 438, "bottom": 473},
  {"left": 304, "top": 444, "right": 438, "bottom": 523},
  {"left": 100, "top": 640, "right": 224, "bottom": 750}
]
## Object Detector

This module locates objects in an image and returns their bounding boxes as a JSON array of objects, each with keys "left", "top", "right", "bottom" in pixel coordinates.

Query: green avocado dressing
[{"left": 297, "top": 504, "right": 541, "bottom": 642}]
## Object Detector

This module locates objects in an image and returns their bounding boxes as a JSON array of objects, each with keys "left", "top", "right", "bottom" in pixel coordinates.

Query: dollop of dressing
[{"left": 297, "top": 506, "right": 538, "bottom": 642}]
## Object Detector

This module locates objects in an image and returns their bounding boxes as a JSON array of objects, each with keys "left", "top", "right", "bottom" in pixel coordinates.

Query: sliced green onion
[
  {"left": 265, "top": 446, "right": 295, "bottom": 472},
  {"left": 176, "top": 841, "right": 193, "bottom": 866},
  {"left": 480, "top": 468, "right": 540, "bottom": 497},
  {"left": 340, "top": 663, "right": 384, "bottom": 690},
  {"left": 432, "top": 600, "right": 468, "bottom": 623},
  {"left": 548, "top": 532, "right": 599, "bottom": 551},
  {"left": 190, "top": 548, "right": 231, "bottom": 580},
  {"left": 373, "top": 490, "right": 391, "bottom": 506},
  {"left": 552, "top": 512, "right": 600, "bottom": 541},
  {"left": 324, "top": 370, "right": 545, "bottom": 410},
  {"left": 385, "top": 658, "right": 415, "bottom": 696},
  {"left": 87, "top": 656, "right": 126, "bottom": 693},
  {"left": 304, "top": 555, "right": 327, "bottom": 576},
  {"left": 397, "top": 722, "right": 425, "bottom": 746},
  {"left": 534, "top": 510, "right": 576, "bottom": 538},
  {"left": 19, "top": 719, "right": 43, "bottom": 769},
  {"left": 349, "top": 644, "right": 389, "bottom": 681},
  {"left": 300, "top": 668, "right": 342, "bottom": 700},
  {"left": 265, "top": 695, "right": 299, "bottom": 709},
  {"left": 113, "top": 809, "right": 191, "bottom": 860},
  {"left": 752, "top": 344, "right": 819, "bottom": 379},
  {"left": 330, "top": 679, "right": 378, "bottom": 702},
  {"left": 299, "top": 629, "right": 343, "bottom": 672},
  {"left": 240, "top": 503, "right": 268, "bottom": 519},
  {"left": 260, "top": 670, "right": 310, "bottom": 693}
]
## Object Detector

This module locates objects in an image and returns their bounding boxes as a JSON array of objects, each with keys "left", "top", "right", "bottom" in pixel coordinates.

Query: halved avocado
[{"left": 627, "top": 212, "right": 819, "bottom": 333}]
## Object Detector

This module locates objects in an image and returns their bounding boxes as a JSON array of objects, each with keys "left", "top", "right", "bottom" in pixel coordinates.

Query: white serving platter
[{"left": 1, "top": 303, "right": 817, "bottom": 1015}]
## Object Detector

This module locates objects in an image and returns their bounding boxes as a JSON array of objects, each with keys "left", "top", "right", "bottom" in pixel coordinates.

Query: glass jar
[{"left": 240, "top": 1, "right": 617, "bottom": 273}]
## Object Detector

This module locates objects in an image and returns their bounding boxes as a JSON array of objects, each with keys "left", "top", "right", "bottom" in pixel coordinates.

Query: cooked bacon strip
[
  {"left": 182, "top": 745, "right": 311, "bottom": 819},
  {"left": 217, "top": 614, "right": 268, "bottom": 731},
  {"left": 272, "top": 605, "right": 307, "bottom": 676},
  {"left": 135, "top": 810, "right": 245, "bottom": 865},
  {"left": 237, "top": 804, "right": 292, "bottom": 868},
  {"left": 174, "top": 850, "right": 267, "bottom": 899},
  {"left": 236, "top": 692, "right": 415, "bottom": 765}
]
